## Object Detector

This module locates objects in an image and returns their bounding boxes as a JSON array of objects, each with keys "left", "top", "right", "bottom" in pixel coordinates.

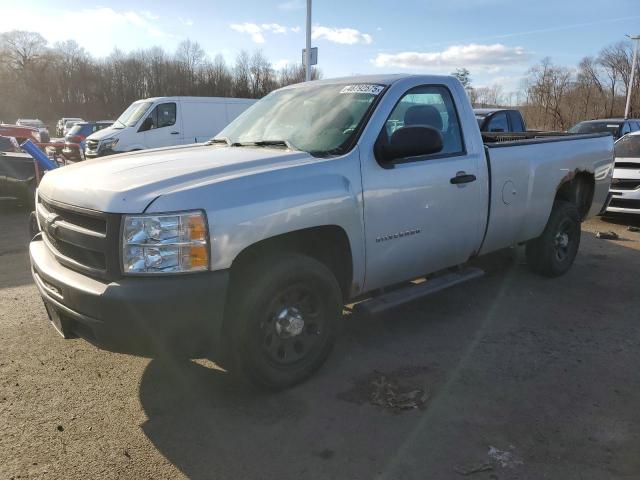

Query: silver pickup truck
[{"left": 30, "top": 74, "right": 614, "bottom": 388}]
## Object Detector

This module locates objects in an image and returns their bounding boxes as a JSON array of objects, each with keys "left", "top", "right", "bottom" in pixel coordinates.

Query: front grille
[
  {"left": 609, "top": 197, "right": 640, "bottom": 209},
  {"left": 86, "top": 139, "right": 99, "bottom": 150},
  {"left": 614, "top": 162, "right": 640, "bottom": 169},
  {"left": 611, "top": 178, "right": 640, "bottom": 190},
  {"left": 37, "top": 195, "right": 121, "bottom": 280}
]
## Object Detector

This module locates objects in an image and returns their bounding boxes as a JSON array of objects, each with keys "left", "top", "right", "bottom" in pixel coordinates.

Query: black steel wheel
[
  {"left": 227, "top": 253, "right": 342, "bottom": 389},
  {"left": 526, "top": 200, "right": 581, "bottom": 277}
]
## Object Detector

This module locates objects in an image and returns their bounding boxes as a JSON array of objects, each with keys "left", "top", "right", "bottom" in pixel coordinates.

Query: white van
[{"left": 84, "top": 96, "right": 256, "bottom": 158}]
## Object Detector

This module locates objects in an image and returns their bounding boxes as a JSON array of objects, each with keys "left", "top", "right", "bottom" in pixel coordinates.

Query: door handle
[
  {"left": 170, "top": 131, "right": 180, "bottom": 135},
  {"left": 450, "top": 172, "right": 477, "bottom": 184}
]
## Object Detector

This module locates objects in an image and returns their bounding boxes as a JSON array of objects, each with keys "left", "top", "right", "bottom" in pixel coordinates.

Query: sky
[{"left": 2, "top": 0, "right": 640, "bottom": 94}]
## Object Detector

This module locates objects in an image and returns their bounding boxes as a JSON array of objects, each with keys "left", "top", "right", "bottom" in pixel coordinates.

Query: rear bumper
[{"left": 29, "top": 238, "right": 229, "bottom": 357}]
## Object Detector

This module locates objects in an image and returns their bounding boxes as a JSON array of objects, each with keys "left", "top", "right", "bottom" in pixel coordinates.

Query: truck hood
[{"left": 37, "top": 144, "right": 317, "bottom": 213}]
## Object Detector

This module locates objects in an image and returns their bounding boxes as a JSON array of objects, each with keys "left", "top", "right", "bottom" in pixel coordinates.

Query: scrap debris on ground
[
  {"left": 337, "top": 367, "right": 432, "bottom": 412},
  {"left": 596, "top": 230, "right": 620, "bottom": 240},
  {"left": 453, "top": 462, "right": 494, "bottom": 476}
]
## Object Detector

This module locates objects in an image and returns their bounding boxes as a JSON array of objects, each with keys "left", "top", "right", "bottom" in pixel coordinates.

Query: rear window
[
  {"left": 614, "top": 135, "right": 640, "bottom": 158},
  {"left": 569, "top": 121, "right": 621, "bottom": 136},
  {"left": 509, "top": 111, "right": 525, "bottom": 132},
  {"left": 68, "top": 124, "right": 92, "bottom": 136}
]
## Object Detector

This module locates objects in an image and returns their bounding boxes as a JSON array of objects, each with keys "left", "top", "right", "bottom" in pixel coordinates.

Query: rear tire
[
  {"left": 526, "top": 200, "right": 581, "bottom": 277},
  {"left": 227, "top": 253, "right": 342, "bottom": 389}
]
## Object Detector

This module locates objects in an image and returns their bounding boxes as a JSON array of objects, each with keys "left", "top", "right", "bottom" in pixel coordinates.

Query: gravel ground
[{"left": 1, "top": 205, "right": 640, "bottom": 480}]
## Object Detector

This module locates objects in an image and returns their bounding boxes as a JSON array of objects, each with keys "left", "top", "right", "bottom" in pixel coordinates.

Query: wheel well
[
  {"left": 555, "top": 171, "right": 594, "bottom": 220},
  {"left": 228, "top": 226, "right": 353, "bottom": 301}
]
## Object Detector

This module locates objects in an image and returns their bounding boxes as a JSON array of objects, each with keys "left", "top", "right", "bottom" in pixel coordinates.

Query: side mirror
[
  {"left": 380, "top": 125, "right": 444, "bottom": 163},
  {"left": 138, "top": 116, "right": 154, "bottom": 132}
]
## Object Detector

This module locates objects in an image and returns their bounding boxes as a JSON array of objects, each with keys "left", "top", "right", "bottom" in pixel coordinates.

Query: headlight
[
  {"left": 101, "top": 137, "right": 118, "bottom": 150},
  {"left": 122, "top": 211, "right": 209, "bottom": 274}
]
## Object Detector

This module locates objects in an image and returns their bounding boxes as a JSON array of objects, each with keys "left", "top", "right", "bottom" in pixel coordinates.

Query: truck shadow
[
  {"left": 0, "top": 205, "right": 34, "bottom": 289},
  {"left": 137, "top": 235, "right": 640, "bottom": 479},
  {"left": 137, "top": 250, "right": 520, "bottom": 479}
]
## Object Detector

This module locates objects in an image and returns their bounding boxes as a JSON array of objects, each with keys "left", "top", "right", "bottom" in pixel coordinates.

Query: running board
[{"left": 353, "top": 267, "right": 484, "bottom": 317}]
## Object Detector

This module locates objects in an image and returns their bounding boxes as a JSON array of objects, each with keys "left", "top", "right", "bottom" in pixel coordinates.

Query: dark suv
[
  {"left": 63, "top": 121, "right": 113, "bottom": 160},
  {"left": 568, "top": 118, "right": 640, "bottom": 140},
  {"left": 474, "top": 108, "right": 527, "bottom": 133}
]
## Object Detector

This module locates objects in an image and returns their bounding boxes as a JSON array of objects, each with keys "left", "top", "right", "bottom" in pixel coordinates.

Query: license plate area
[{"left": 43, "top": 301, "right": 71, "bottom": 338}]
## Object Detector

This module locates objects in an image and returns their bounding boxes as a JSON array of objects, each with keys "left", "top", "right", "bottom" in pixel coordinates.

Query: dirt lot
[{"left": 1, "top": 204, "right": 640, "bottom": 480}]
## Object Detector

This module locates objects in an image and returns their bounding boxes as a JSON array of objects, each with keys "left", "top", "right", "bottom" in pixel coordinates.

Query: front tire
[
  {"left": 227, "top": 253, "right": 342, "bottom": 389},
  {"left": 526, "top": 200, "right": 581, "bottom": 277}
]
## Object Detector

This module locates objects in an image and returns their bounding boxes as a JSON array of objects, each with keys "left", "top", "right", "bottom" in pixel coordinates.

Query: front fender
[{"left": 146, "top": 152, "right": 366, "bottom": 293}]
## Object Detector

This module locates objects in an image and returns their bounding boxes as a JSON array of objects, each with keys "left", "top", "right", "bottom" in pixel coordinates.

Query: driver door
[
  {"left": 139, "top": 102, "right": 180, "bottom": 148},
  {"left": 360, "top": 85, "right": 485, "bottom": 291}
]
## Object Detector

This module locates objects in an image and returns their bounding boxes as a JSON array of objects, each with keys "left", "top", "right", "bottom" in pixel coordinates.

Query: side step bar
[{"left": 353, "top": 267, "right": 484, "bottom": 317}]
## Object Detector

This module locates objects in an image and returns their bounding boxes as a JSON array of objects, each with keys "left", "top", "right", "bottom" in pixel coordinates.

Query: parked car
[
  {"left": 568, "top": 118, "right": 640, "bottom": 140},
  {"left": 0, "top": 135, "right": 37, "bottom": 206},
  {"left": 63, "top": 119, "right": 84, "bottom": 137},
  {"left": 56, "top": 117, "right": 83, "bottom": 137},
  {"left": 0, "top": 124, "right": 41, "bottom": 144},
  {"left": 62, "top": 121, "right": 113, "bottom": 160},
  {"left": 474, "top": 108, "right": 526, "bottom": 132},
  {"left": 84, "top": 96, "right": 256, "bottom": 158},
  {"left": 606, "top": 131, "right": 640, "bottom": 215},
  {"left": 16, "top": 119, "right": 50, "bottom": 143},
  {"left": 30, "top": 74, "right": 612, "bottom": 389}
]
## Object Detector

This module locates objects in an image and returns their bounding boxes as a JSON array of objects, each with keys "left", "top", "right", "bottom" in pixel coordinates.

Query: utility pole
[
  {"left": 305, "top": 0, "right": 312, "bottom": 81},
  {"left": 624, "top": 34, "right": 640, "bottom": 119}
]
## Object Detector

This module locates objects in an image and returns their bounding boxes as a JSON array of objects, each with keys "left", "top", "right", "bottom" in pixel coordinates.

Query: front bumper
[
  {"left": 84, "top": 147, "right": 117, "bottom": 158},
  {"left": 29, "top": 238, "right": 229, "bottom": 357},
  {"left": 606, "top": 189, "right": 640, "bottom": 215}
]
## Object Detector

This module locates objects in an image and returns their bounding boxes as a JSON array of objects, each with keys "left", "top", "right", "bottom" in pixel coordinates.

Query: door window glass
[
  {"left": 142, "top": 103, "right": 177, "bottom": 131},
  {"left": 383, "top": 85, "right": 464, "bottom": 156},
  {"left": 156, "top": 103, "right": 177, "bottom": 128}
]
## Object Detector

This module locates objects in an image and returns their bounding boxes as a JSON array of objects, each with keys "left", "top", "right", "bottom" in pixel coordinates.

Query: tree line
[
  {"left": 454, "top": 40, "right": 640, "bottom": 131},
  {"left": 2, "top": 30, "right": 638, "bottom": 133},
  {"left": 0, "top": 30, "right": 319, "bottom": 126}
]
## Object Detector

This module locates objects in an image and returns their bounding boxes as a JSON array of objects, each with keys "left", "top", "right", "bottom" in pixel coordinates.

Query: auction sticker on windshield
[{"left": 340, "top": 84, "right": 385, "bottom": 95}]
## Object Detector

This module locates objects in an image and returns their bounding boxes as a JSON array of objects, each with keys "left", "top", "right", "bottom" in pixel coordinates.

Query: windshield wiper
[
  {"left": 231, "top": 140, "right": 298, "bottom": 151},
  {"left": 207, "top": 137, "right": 231, "bottom": 146}
]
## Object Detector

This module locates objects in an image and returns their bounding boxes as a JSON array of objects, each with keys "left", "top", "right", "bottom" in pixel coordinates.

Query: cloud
[
  {"left": 141, "top": 10, "right": 159, "bottom": 21},
  {"left": 312, "top": 26, "right": 373, "bottom": 45},
  {"left": 230, "top": 22, "right": 266, "bottom": 43},
  {"left": 179, "top": 17, "right": 194, "bottom": 27},
  {"left": 278, "top": 0, "right": 304, "bottom": 11},
  {"left": 262, "top": 23, "right": 287, "bottom": 34},
  {"left": 229, "top": 22, "right": 291, "bottom": 43},
  {"left": 371, "top": 44, "right": 531, "bottom": 71},
  {"left": 291, "top": 26, "right": 301, "bottom": 33},
  {"left": 0, "top": 7, "right": 172, "bottom": 56}
]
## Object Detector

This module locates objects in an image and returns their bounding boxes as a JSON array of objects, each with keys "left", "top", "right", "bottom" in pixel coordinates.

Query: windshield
[
  {"left": 569, "top": 121, "right": 621, "bottom": 136},
  {"left": 115, "top": 101, "right": 153, "bottom": 128},
  {"left": 216, "top": 83, "right": 384, "bottom": 155},
  {"left": 614, "top": 135, "right": 640, "bottom": 158}
]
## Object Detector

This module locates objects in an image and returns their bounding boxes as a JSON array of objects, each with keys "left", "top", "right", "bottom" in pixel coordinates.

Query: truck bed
[{"left": 479, "top": 132, "right": 613, "bottom": 255}]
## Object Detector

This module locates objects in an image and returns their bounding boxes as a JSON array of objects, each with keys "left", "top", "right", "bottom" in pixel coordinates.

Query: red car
[{"left": 0, "top": 124, "right": 41, "bottom": 144}]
